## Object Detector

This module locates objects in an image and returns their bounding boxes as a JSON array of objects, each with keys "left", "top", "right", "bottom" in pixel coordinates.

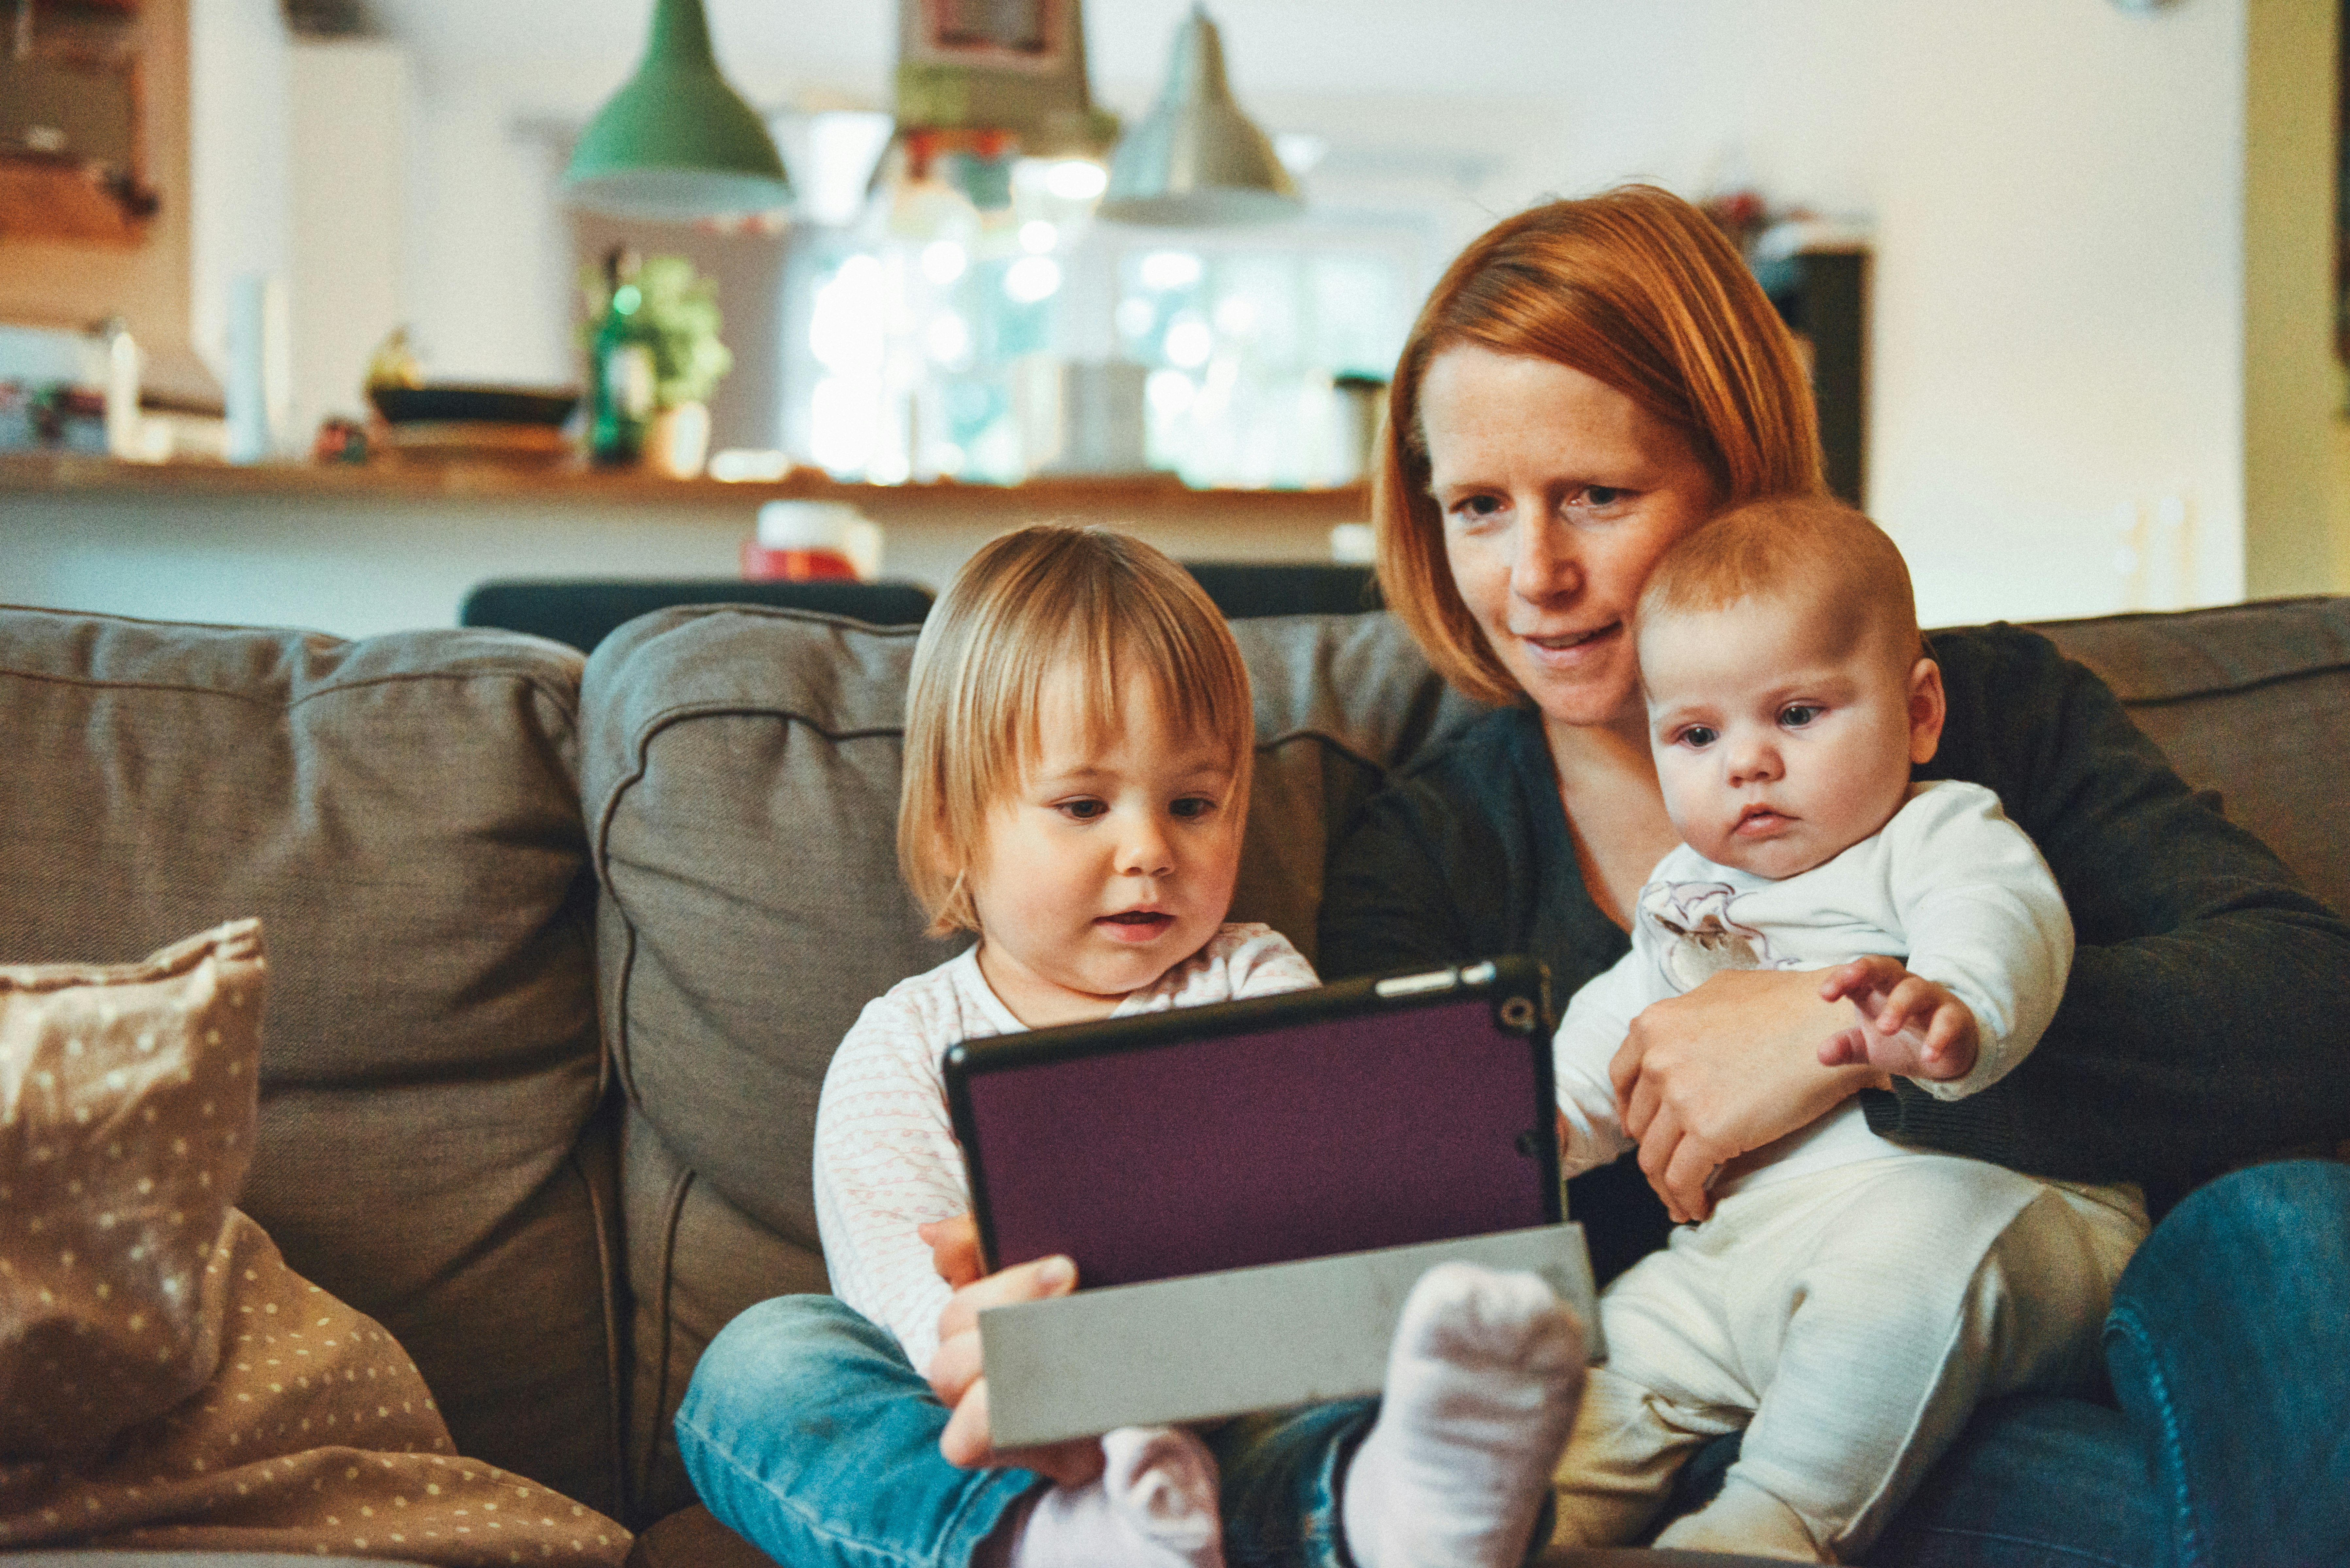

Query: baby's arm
[
  {"left": 1553, "top": 954, "right": 1644, "bottom": 1177},
  {"left": 811, "top": 992, "right": 972, "bottom": 1376},
  {"left": 1850, "top": 782, "right": 2075, "bottom": 1101}
]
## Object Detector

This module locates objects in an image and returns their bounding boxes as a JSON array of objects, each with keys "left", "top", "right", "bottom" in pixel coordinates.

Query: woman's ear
[{"left": 1907, "top": 656, "right": 1947, "bottom": 765}]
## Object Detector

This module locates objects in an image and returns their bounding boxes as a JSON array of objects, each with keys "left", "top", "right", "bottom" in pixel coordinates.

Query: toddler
[
  {"left": 1546, "top": 498, "right": 2150, "bottom": 1560},
  {"left": 684, "top": 524, "right": 1589, "bottom": 1568}
]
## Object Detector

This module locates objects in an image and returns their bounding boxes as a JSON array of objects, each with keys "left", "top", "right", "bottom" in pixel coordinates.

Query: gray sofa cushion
[
  {"left": 580, "top": 604, "right": 1481, "bottom": 1517},
  {"left": 0, "top": 608, "right": 622, "bottom": 1520},
  {"left": 2033, "top": 596, "right": 2350, "bottom": 917}
]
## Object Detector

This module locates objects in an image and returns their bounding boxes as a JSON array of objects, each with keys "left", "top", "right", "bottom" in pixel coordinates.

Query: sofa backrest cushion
[
  {"left": 580, "top": 604, "right": 1478, "bottom": 1516},
  {"left": 2030, "top": 596, "right": 2350, "bottom": 917},
  {"left": 0, "top": 608, "right": 622, "bottom": 1519}
]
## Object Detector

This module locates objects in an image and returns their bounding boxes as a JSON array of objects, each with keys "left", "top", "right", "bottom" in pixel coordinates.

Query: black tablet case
[{"left": 945, "top": 956, "right": 1560, "bottom": 1289}]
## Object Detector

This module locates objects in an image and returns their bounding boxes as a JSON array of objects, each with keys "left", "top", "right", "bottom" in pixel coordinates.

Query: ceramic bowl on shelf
[{"left": 367, "top": 384, "right": 579, "bottom": 427}]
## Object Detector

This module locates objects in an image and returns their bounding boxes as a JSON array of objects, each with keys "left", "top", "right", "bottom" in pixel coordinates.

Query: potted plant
[{"left": 580, "top": 253, "right": 733, "bottom": 478}]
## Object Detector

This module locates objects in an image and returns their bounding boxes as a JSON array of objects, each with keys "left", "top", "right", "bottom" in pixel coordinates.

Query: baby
[
  {"left": 746, "top": 524, "right": 1587, "bottom": 1568},
  {"left": 1546, "top": 498, "right": 2151, "bottom": 1561}
]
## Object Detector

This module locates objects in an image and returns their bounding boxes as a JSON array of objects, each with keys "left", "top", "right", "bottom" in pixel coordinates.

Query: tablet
[{"left": 944, "top": 955, "right": 1560, "bottom": 1289}]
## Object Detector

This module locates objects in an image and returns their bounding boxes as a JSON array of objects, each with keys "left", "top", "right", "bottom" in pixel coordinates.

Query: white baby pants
[{"left": 1548, "top": 1154, "right": 2148, "bottom": 1562}]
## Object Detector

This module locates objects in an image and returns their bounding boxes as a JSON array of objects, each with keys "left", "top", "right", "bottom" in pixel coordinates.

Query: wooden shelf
[{"left": 0, "top": 451, "right": 1371, "bottom": 527}]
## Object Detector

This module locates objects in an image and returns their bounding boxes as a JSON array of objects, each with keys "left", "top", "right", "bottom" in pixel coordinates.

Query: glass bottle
[{"left": 588, "top": 248, "right": 656, "bottom": 466}]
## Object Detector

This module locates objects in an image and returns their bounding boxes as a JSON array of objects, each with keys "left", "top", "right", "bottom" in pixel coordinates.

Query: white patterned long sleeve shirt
[{"left": 812, "top": 922, "right": 1319, "bottom": 1377}]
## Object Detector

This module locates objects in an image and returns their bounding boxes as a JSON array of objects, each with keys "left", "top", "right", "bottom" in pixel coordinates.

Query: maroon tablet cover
[{"left": 947, "top": 965, "right": 1558, "bottom": 1288}]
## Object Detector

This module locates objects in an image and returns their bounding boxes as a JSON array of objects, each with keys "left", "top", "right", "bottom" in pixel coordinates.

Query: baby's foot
[
  {"left": 1342, "top": 1262, "right": 1587, "bottom": 1568},
  {"left": 1003, "top": 1425, "right": 1224, "bottom": 1568}
]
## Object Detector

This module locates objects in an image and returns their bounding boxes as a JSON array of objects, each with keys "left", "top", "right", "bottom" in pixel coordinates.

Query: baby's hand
[{"left": 1816, "top": 956, "right": 1979, "bottom": 1082}]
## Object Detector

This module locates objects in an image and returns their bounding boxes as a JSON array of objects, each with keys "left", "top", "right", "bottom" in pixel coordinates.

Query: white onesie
[
  {"left": 1545, "top": 778, "right": 2147, "bottom": 1560},
  {"left": 1554, "top": 778, "right": 2074, "bottom": 1196}
]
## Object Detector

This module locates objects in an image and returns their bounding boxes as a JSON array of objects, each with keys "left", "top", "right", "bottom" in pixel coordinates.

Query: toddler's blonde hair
[
  {"left": 898, "top": 524, "right": 1255, "bottom": 937},
  {"left": 1638, "top": 496, "right": 1923, "bottom": 669}
]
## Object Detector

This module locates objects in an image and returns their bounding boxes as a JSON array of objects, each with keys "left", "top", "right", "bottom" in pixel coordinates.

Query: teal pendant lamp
[
  {"left": 1098, "top": 4, "right": 1299, "bottom": 227},
  {"left": 564, "top": 0, "right": 792, "bottom": 223}
]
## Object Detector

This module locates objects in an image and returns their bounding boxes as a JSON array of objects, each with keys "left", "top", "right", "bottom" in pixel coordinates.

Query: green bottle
[{"left": 588, "top": 247, "right": 656, "bottom": 465}]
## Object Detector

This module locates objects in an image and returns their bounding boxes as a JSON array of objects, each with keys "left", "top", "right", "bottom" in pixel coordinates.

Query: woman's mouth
[
  {"left": 1521, "top": 622, "right": 1621, "bottom": 661},
  {"left": 1096, "top": 909, "right": 1176, "bottom": 942}
]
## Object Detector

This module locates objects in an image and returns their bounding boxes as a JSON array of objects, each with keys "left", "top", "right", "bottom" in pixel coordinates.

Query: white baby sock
[
  {"left": 997, "top": 1424, "right": 1225, "bottom": 1568},
  {"left": 1341, "top": 1261, "right": 1588, "bottom": 1568}
]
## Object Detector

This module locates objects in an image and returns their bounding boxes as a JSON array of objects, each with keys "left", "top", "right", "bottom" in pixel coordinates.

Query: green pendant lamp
[
  {"left": 1098, "top": 4, "right": 1299, "bottom": 227},
  {"left": 564, "top": 0, "right": 792, "bottom": 223}
]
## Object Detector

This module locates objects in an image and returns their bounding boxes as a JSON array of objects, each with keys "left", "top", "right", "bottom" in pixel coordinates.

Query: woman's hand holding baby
[
  {"left": 1614, "top": 968, "right": 1891, "bottom": 1223},
  {"left": 1816, "top": 956, "right": 1980, "bottom": 1082},
  {"left": 918, "top": 1215, "right": 1106, "bottom": 1487}
]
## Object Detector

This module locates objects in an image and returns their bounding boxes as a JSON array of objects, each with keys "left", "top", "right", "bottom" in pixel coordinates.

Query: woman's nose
[{"left": 1508, "top": 513, "right": 1581, "bottom": 604}]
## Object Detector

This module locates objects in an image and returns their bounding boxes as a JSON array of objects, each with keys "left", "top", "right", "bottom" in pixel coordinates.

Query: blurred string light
[
  {"left": 1044, "top": 159, "right": 1110, "bottom": 201},
  {"left": 921, "top": 241, "right": 969, "bottom": 285},
  {"left": 1005, "top": 255, "right": 1064, "bottom": 304},
  {"left": 1163, "top": 312, "right": 1213, "bottom": 369},
  {"left": 926, "top": 312, "right": 974, "bottom": 367},
  {"left": 1019, "top": 221, "right": 1058, "bottom": 254},
  {"left": 1139, "top": 251, "right": 1204, "bottom": 291}
]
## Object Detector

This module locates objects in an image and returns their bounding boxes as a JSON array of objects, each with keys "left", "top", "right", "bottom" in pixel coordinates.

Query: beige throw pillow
[
  {"left": 1, "top": 918, "right": 265, "bottom": 1462},
  {"left": 0, "top": 919, "right": 630, "bottom": 1563}
]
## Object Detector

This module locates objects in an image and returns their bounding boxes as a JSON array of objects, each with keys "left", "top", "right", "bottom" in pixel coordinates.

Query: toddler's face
[
  {"left": 1641, "top": 591, "right": 1942, "bottom": 880},
  {"left": 964, "top": 668, "right": 1244, "bottom": 1027}
]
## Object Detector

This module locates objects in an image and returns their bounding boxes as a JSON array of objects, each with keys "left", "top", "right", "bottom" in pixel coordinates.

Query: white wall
[
  {"left": 287, "top": 40, "right": 410, "bottom": 435},
  {"left": 188, "top": 0, "right": 294, "bottom": 386}
]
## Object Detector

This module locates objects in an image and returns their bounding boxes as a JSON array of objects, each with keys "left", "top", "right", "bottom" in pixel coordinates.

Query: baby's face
[{"left": 1641, "top": 591, "right": 1941, "bottom": 879}]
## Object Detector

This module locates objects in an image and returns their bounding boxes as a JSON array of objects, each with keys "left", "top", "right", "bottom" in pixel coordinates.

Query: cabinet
[{"left": 0, "top": 0, "right": 159, "bottom": 245}]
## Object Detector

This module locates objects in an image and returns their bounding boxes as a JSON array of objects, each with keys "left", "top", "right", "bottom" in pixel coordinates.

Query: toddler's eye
[
  {"left": 1059, "top": 798, "right": 1108, "bottom": 821},
  {"left": 1779, "top": 704, "right": 1823, "bottom": 729},
  {"left": 1677, "top": 725, "right": 1718, "bottom": 749},
  {"left": 1170, "top": 795, "right": 1218, "bottom": 820}
]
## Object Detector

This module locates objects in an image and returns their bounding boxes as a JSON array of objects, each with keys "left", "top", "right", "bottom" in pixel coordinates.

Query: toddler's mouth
[
  {"left": 1734, "top": 806, "right": 1791, "bottom": 835},
  {"left": 1097, "top": 909, "right": 1176, "bottom": 941}
]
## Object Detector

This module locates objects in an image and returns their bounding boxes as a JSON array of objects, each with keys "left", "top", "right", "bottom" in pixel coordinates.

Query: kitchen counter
[{"left": 0, "top": 454, "right": 1370, "bottom": 638}]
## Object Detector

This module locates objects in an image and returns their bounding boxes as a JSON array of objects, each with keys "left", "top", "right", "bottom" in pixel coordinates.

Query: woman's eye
[
  {"left": 1582, "top": 485, "right": 1628, "bottom": 509},
  {"left": 1779, "top": 704, "right": 1822, "bottom": 729},
  {"left": 1058, "top": 799, "right": 1108, "bottom": 821},
  {"left": 1446, "top": 493, "right": 1507, "bottom": 527},
  {"left": 1678, "top": 725, "right": 1718, "bottom": 749}
]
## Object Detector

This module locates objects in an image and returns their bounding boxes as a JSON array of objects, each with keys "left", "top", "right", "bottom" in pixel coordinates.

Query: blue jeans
[
  {"left": 1866, "top": 1160, "right": 2350, "bottom": 1567},
  {"left": 680, "top": 1163, "right": 2350, "bottom": 1568},
  {"left": 675, "top": 1294, "right": 1378, "bottom": 1568}
]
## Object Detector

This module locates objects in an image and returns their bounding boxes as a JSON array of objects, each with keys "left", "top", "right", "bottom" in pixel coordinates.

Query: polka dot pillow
[
  {"left": 1, "top": 918, "right": 266, "bottom": 1462},
  {"left": 0, "top": 920, "right": 629, "bottom": 1564}
]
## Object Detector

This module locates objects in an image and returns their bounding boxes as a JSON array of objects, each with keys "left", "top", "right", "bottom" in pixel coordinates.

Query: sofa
[{"left": 4, "top": 589, "right": 2345, "bottom": 1567}]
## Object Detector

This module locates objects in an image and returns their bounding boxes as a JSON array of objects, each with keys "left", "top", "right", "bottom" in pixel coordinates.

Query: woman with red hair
[{"left": 1322, "top": 184, "right": 2350, "bottom": 1563}]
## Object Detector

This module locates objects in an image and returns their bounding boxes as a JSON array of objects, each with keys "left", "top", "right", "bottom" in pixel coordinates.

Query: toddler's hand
[
  {"left": 1816, "top": 956, "right": 1979, "bottom": 1082},
  {"left": 928, "top": 1251, "right": 1104, "bottom": 1486},
  {"left": 919, "top": 1213, "right": 985, "bottom": 1289}
]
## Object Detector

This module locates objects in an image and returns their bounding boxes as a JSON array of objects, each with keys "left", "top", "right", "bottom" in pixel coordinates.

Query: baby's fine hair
[
  {"left": 1639, "top": 496, "right": 1923, "bottom": 665},
  {"left": 897, "top": 524, "right": 1255, "bottom": 937}
]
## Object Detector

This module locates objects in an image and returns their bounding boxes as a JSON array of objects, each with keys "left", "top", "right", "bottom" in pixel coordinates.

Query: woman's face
[{"left": 1420, "top": 345, "right": 1721, "bottom": 730}]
